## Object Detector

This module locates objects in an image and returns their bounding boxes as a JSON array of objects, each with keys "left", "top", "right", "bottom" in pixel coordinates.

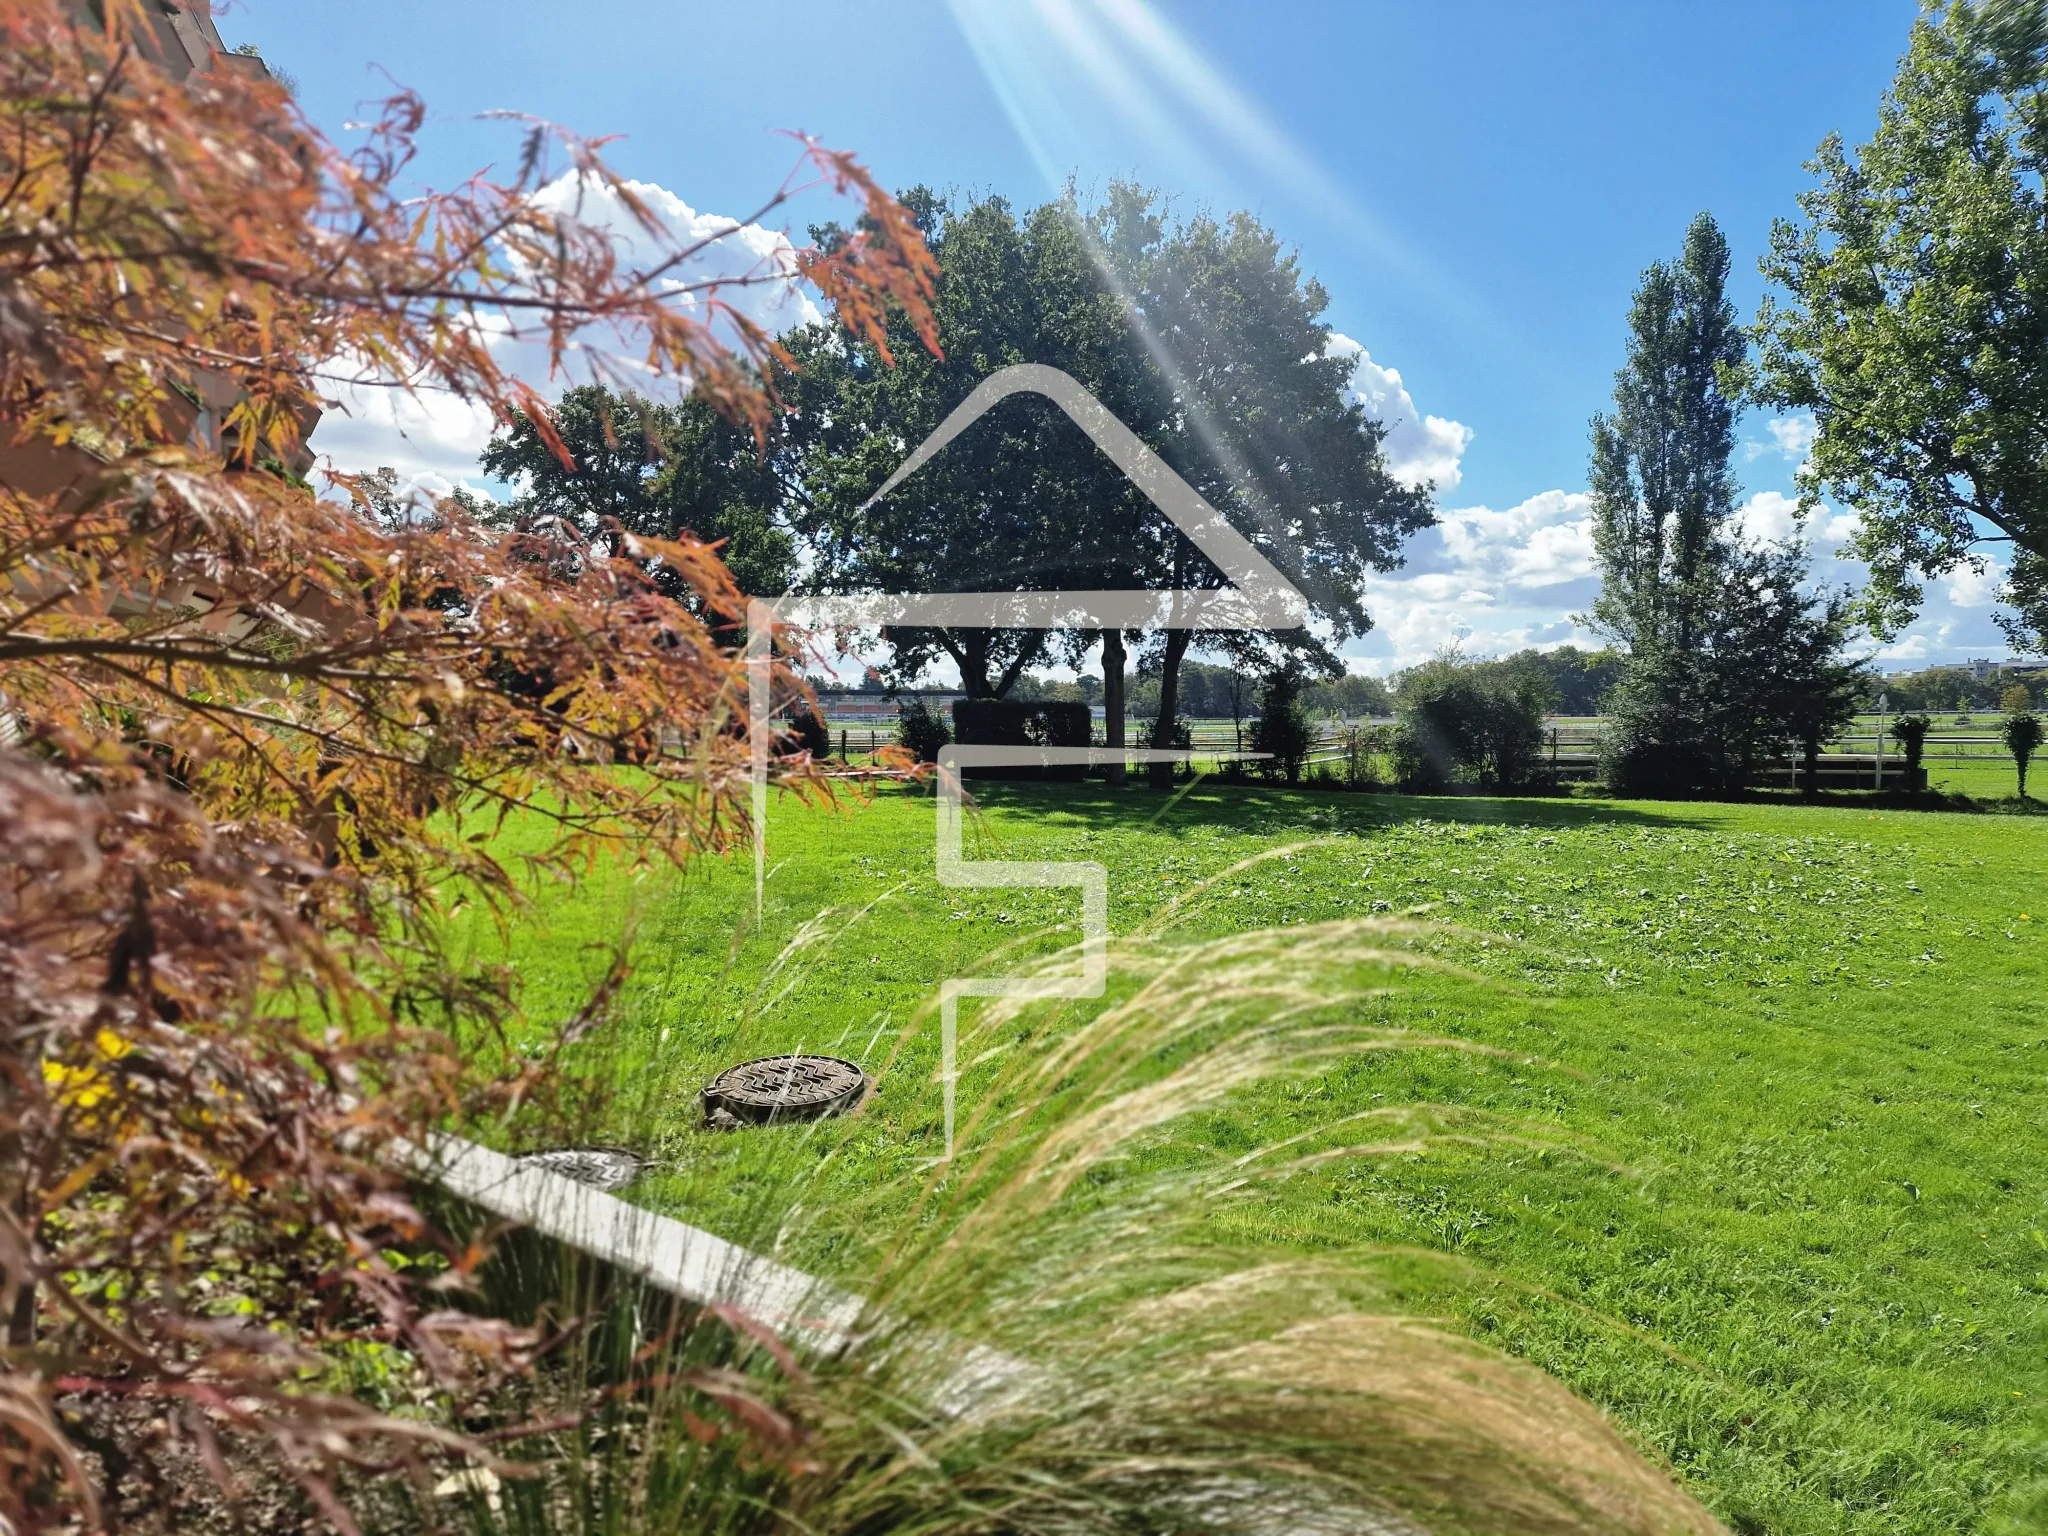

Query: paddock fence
[{"left": 804, "top": 706, "right": 2030, "bottom": 792}]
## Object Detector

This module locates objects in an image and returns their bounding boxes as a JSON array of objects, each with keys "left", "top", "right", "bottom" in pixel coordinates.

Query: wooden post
[{"left": 1102, "top": 628, "right": 1127, "bottom": 787}]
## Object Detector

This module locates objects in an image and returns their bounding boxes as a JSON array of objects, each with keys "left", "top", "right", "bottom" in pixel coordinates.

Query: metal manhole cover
[
  {"left": 702, "top": 1054, "right": 869, "bottom": 1127},
  {"left": 513, "top": 1146, "right": 647, "bottom": 1191}
]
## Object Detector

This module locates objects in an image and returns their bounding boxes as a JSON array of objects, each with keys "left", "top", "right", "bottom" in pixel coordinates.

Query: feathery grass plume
[{"left": 417, "top": 917, "right": 1720, "bottom": 1536}]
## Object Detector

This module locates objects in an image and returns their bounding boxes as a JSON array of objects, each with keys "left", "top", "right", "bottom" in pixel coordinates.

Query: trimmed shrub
[
  {"left": 951, "top": 697, "right": 1091, "bottom": 779},
  {"left": 1889, "top": 713, "right": 1931, "bottom": 791},
  {"left": 2003, "top": 711, "right": 2043, "bottom": 798}
]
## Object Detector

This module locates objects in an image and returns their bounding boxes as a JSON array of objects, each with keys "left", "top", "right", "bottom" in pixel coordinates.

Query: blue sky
[{"left": 233, "top": 0, "right": 2012, "bottom": 673}]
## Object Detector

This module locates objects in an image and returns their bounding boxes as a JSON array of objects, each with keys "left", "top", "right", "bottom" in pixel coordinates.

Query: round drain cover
[
  {"left": 513, "top": 1146, "right": 646, "bottom": 1191},
  {"left": 702, "top": 1054, "right": 869, "bottom": 1127}
]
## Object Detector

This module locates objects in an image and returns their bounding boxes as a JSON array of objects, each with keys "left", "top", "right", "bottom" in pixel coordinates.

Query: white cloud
[
  {"left": 1327, "top": 333, "right": 1472, "bottom": 491},
  {"left": 1729, "top": 489, "right": 1805, "bottom": 546},
  {"left": 1729, "top": 492, "right": 1865, "bottom": 582},
  {"left": 1349, "top": 488, "right": 1601, "bottom": 669},
  {"left": 1744, "top": 413, "right": 1817, "bottom": 463},
  {"left": 1435, "top": 489, "right": 1596, "bottom": 588},
  {"left": 1944, "top": 561, "right": 2005, "bottom": 607},
  {"left": 1818, "top": 509, "right": 1862, "bottom": 543},
  {"left": 308, "top": 174, "right": 822, "bottom": 495},
  {"left": 1346, "top": 477, "right": 2019, "bottom": 675},
  {"left": 1876, "top": 632, "right": 1933, "bottom": 661},
  {"left": 527, "top": 174, "right": 822, "bottom": 337},
  {"left": 308, "top": 378, "right": 504, "bottom": 500}
]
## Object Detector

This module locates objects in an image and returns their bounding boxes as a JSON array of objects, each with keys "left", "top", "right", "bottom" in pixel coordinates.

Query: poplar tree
[
  {"left": 1587, "top": 215, "right": 1862, "bottom": 793},
  {"left": 1586, "top": 213, "right": 1745, "bottom": 651}
]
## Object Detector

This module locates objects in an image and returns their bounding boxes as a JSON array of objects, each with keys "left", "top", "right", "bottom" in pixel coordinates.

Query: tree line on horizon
[{"left": 473, "top": 0, "right": 2046, "bottom": 802}]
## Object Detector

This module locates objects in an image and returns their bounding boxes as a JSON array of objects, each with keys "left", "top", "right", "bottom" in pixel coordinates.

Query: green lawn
[{"left": 454, "top": 782, "right": 2048, "bottom": 1536}]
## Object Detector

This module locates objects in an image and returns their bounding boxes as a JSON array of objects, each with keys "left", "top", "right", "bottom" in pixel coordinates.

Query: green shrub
[
  {"left": 784, "top": 703, "right": 831, "bottom": 760},
  {"left": 951, "top": 697, "right": 1092, "bottom": 780},
  {"left": 1889, "top": 713, "right": 1932, "bottom": 791},
  {"left": 1248, "top": 672, "right": 1316, "bottom": 784},
  {"left": 1392, "top": 653, "right": 1551, "bottom": 791},
  {"left": 895, "top": 698, "right": 950, "bottom": 764},
  {"left": 1600, "top": 545, "right": 1863, "bottom": 797},
  {"left": 2003, "top": 711, "right": 2043, "bottom": 798}
]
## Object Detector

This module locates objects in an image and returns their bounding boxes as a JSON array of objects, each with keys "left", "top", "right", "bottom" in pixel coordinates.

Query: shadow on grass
[
  {"left": 935, "top": 776, "right": 2048, "bottom": 835},
  {"left": 939, "top": 778, "right": 1721, "bottom": 836}
]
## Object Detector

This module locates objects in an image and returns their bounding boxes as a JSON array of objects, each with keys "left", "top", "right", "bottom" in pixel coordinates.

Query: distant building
[{"left": 813, "top": 690, "right": 965, "bottom": 724}]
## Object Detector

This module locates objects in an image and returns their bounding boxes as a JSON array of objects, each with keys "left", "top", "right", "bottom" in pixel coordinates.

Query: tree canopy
[
  {"left": 1587, "top": 213, "right": 1746, "bottom": 652},
  {"left": 779, "top": 184, "right": 1435, "bottom": 756},
  {"left": 481, "top": 383, "right": 796, "bottom": 597},
  {"left": 1085, "top": 185, "right": 1435, "bottom": 779},
  {"left": 780, "top": 188, "right": 1148, "bottom": 698},
  {"left": 1755, "top": 0, "right": 2048, "bottom": 651}
]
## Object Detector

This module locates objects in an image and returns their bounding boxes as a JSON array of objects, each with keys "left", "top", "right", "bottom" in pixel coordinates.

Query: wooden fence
[{"left": 814, "top": 709, "right": 2021, "bottom": 790}]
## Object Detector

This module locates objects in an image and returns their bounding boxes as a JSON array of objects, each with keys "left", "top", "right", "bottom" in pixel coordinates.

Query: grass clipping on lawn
[{"left": 456, "top": 916, "right": 1724, "bottom": 1536}]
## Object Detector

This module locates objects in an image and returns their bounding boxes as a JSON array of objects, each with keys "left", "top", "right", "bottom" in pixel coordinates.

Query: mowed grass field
[{"left": 452, "top": 782, "right": 2048, "bottom": 1535}]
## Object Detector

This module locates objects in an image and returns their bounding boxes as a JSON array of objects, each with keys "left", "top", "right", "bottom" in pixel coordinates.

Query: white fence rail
[{"left": 808, "top": 709, "right": 2022, "bottom": 789}]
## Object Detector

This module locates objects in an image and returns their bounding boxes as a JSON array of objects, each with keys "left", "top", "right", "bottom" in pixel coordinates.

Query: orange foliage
[{"left": 0, "top": 1, "right": 936, "bottom": 1526}]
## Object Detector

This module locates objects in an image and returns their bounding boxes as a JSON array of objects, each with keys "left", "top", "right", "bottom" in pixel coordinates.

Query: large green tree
[
  {"left": 780, "top": 189, "right": 1151, "bottom": 702},
  {"left": 1754, "top": 0, "right": 2048, "bottom": 651},
  {"left": 480, "top": 383, "right": 794, "bottom": 597},
  {"left": 782, "top": 185, "right": 1432, "bottom": 787},
  {"left": 1085, "top": 184, "right": 1435, "bottom": 786}
]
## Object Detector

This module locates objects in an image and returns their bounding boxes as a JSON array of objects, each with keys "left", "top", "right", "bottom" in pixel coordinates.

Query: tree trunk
[
  {"left": 1800, "top": 729, "right": 1819, "bottom": 797},
  {"left": 1147, "top": 627, "right": 1192, "bottom": 789},
  {"left": 991, "top": 635, "right": 1044, "bottom": 699},
  {"left": 1102, "top": 628, "right": 1127, "bottom": 787},
  {"left": 937, "top": 629, "right": 995, "bottom": 698}
]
